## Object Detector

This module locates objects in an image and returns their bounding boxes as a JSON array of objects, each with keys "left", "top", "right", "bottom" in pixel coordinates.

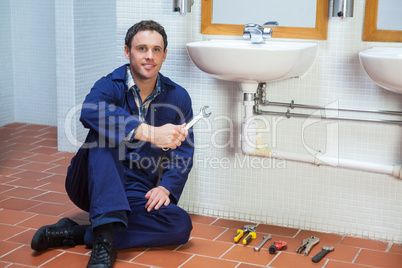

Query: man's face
[{"left": 124, "top": 30, "right": 167, "bottom": 83}]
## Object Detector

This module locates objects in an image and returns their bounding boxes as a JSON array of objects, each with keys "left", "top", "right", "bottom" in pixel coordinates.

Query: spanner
[
  {"left": 254, "top": 235, "right": 272, "bottom": 251},
  {"left": 162, "top": 106, "right": 211, "bottom": 151},
  {"left": 312, "top": 246, "right": 334, "bottom": 263},
  {"left": 184, "top": 106, "right": 212, "bottom": 131}
]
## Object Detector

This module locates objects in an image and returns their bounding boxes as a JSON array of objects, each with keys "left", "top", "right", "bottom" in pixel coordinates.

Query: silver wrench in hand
[{"left": 162, "top": 106, "right": 211, "bottom": 151}]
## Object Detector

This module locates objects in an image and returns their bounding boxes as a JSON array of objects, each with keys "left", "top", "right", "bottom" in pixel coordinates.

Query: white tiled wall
[
  {"left": 55, "top": 0, "right": 117, "bottom": 151},
  {"left": 11, "top": 0, "right": 57, "bottom": 126},
  {"left": 0, "top": 0, "right": 14, "bottom": 126},
  {"left": 116, "top": 0, "right": 402, "bottom": 243}
]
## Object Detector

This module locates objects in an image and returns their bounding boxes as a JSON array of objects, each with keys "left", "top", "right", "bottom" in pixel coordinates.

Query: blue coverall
[{"left": 65, "top": 64, "right": 194, "bottom": 249}]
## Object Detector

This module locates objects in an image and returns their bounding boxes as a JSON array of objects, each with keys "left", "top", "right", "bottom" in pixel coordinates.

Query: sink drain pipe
[{"left": 240, "top": 92, "right": 402, "bottom": 180}]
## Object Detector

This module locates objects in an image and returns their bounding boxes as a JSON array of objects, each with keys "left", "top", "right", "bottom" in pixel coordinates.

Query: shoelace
[
  {"left": 89, "top": 238, "right": 114, "bottom": 265},
  {"left": 46, "top": 228, "right": 75, "bottom": 246}
]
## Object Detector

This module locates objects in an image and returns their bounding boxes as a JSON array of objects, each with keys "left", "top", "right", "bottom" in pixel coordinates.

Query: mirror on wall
[
  {"left": 201, "top": 0, "right": 329, "bottom": 40},
  {"left": 363, "top": 0, "right": 402, "bottom": 42}
]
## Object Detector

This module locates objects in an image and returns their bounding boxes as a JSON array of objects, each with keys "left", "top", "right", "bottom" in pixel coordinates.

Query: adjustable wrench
[
  {"left": 254, "top": 235, "right": 272, "bottom": 251},
  {"left": 162, "top": 106, "right": 211, "bottom": 151}
]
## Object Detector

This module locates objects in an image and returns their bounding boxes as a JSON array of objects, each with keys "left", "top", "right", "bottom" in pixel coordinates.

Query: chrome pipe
[
  {"left": 255, "top": 109, "right": 402, "bottom": 125},
  {"left": 261, "top": 100, "right": 402, "bottom": 116}
]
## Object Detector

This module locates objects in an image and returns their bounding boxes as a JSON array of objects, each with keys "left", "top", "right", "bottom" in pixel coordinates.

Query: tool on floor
[
  {"left": 312, "top": 246, "right": 335, "bottom": 263},
  {"left": 269, "top": 240, "right": 288, "bottom": 254},
  {"left": 243, "top": 230, "right": 257, "bottom": 245},
  {"left": 163, "top": 106, "right": 211, "bottom": 151},
  {"left": 234, "top": 225, "right": 256, "bottom": 244},
  {"left": 254, "top": 235, "right": 272, "bottom": 251},
  {"left": 296, "top": 236, "right": 320, "bottom": 256}
]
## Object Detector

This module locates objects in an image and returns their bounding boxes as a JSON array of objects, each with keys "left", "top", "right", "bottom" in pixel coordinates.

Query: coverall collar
[{"left": 111, "top": 64, "right": 176, "bottom": 92}]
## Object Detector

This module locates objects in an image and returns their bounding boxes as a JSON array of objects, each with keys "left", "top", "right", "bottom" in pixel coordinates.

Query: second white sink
[
  {"left": 186, "top": 40, "right": 318, "bottom": 86},
  {"left": 359, "top": 47, "right": 402, "bottom": 94}
]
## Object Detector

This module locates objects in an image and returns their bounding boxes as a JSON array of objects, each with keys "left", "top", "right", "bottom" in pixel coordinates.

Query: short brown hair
[{"left": 125, "top": 20, "right": 168, "bottom": 51}]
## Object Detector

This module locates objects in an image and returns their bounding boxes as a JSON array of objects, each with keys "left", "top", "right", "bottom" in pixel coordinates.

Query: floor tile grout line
[
  {"left": 338, "top": 234, "right": 346, "bottom": 245},
  {"left": 213, "top": 227, "right": 230, "bottom": 241},
  {"left": 55, "top": 205, "right": 79, "bottom": 218},
  {"left": 351, "top": 247, "right": 362, "bottom": 264},
  {"left": 218, "top": 243, "right": 236, "bottom": 259},
  {"left": 321, "top": 258, "right": 330, "bottom": 267},
  {"left": 266, "top": 250, "right": 282, "bottom": 267},
  {"left": 1, "top": 183, "right": 52, "bottom": 192},
  {"left": 38, "top": 250, "right": 66, "bottom": 267},
  {"left": 28, "top": 190, "right": 57, "bottom": 201},
  {"left": 177, "top": 254, "right": 195, "bottom": 268},
  {"left": 292, "top": 229, "right": 302, "bottom": 238},
  {"left": 0, "top": 244, "right": 25, "bottom": 259},
  {"left": 36, "top": 173, "right": 62, "bottom": 182},
  {"left": 385, "top": 242, "right": 393, "bottom": 252},
  {"left": 209, "top": 217, "right": 221, "bottom": 226},
  {"left": 0, "top": 178, "right": 21, "bottom": 185},
  {"left": 118, "top": 259, "right": 154, "bottom": 267},
  {"left": 217, "top": 255, "right": 264, "bottom": 267},
  {"left": 12, "top": 213, "right": 38, "bottom": 227},
  {"left": 4, "top": 227, "right": 33, "bottom": 244},
  {"left": 127, "top": 247, "right": 150, "bottom": 262},
  {"left": 0, "top": 187, "right": 19, "bottom": 196}
]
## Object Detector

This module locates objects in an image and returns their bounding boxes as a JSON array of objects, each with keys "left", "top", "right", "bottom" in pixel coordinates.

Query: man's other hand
[{"left": 144, "top": 186, "right": 170, "bottom": 212}]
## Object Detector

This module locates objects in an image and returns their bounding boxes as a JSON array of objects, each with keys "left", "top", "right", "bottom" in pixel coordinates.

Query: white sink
[
  {"left": 186, "top": 40, "right": 318, "bottom": 92},
  {"left": 359, "top": 47, "right": 402, "bottom": 94}
]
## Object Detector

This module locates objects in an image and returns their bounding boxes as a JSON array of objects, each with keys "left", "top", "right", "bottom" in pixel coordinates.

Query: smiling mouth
[{"left": 143, "top": 63, "right": 155, "bottom": 69}]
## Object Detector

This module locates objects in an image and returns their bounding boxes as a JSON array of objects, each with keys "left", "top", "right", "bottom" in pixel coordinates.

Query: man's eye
[
  {"left": 139, "top": 47, "right": 146, "bottom": 51},
  {"left": 154, "top": 48, "right": 160, "bottom": 52}
]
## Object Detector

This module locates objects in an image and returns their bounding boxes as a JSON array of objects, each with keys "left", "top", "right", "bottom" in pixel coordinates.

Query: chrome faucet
[{"left": 243, "top": 23, "right": 273, "bottom": 44}]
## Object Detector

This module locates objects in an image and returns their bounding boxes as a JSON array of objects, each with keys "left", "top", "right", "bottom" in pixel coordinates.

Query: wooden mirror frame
[
  {"left": 363, "top": 0, "right": 402, "bottom": 42},
  {"left": 201, "top": 0, "right": 329, "bottom": 40}
]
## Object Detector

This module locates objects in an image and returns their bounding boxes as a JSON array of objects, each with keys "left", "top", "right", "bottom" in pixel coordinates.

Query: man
[{"left": 31, "top": 20, "right": 194, "bottom": 268}]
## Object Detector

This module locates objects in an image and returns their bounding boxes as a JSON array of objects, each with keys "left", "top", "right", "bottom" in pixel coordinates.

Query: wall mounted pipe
[
  {"left": 255, "top": 109, "right": 402, "bottom": 125},
  {"left": 255, "top": 83, "right": 402, "bottom": 125},
  {"left": 241, "top": 92, "right": 402, "bottom": 180},
  {"left": 241, "top": 119, "right": 402, "bottom": 179},
  {"left": 262, "top": 100, "right": 402, "bottom": 117},
  {"left": 251, "top": 146, "right": 402, "bottom": 179}
]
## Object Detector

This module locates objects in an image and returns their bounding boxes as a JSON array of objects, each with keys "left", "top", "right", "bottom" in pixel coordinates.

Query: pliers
[
  {"left": 234, "top": 225, "right": 256, "bottom": 245},
  {"left": 296, "top": 236, "right": 320, "bottom": 255}
]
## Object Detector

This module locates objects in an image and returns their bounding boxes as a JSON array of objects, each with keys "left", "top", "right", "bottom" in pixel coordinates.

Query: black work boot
[
  {"left": 31, "top": 218, "right": 78, "bottom": 251},
  {"left": 86, "top": 234, "right": 117, "bottom": 268}
]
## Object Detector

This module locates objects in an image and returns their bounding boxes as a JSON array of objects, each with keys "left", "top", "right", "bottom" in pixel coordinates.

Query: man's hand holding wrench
[{"left": 163, "top": 106, "right": 211, "bottom": 151}]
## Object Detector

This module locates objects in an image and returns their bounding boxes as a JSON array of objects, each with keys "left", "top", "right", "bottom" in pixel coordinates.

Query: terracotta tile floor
[{"left": 1, "top": 123, "right": 402, "bottom": 268}]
